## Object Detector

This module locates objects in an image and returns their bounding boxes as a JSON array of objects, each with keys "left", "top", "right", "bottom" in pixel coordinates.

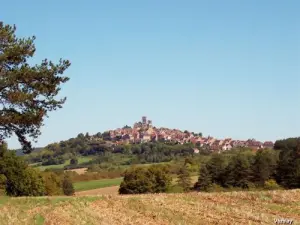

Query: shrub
[
  {"left": 6, "top": 167, "right": 45, "bottom": 196},
  {"left": 70, "top": 158, "right": 78, "bottom": 165},
  {"left": 119, "top": 165, "right": 172, "bottom": 194},
  {"left": 0, "top": 144, "right": 45, "bottom": 196},
  {"left": 264, "top": 179, "right": 282, "bottom": 190},
  {"left": 62, "top": 174, "right": 74, "bottom": 196},
  {"left": 0, "top": 174, "right": 7, "bottom": 190},
  {"left": 167, "top": 185, "right": 184, "bottom": 193},
  {"left": 246, "top": 182, "right": 257, "bottom": 191},
  {"left": 43, "top": 172, "right": 63, "bottom": 195},
  {"left": 42, "top": 156, "right": 65, "bottom": 166},
  {"left": 208, "top": 184, "right": 224, "bottom": 192}
]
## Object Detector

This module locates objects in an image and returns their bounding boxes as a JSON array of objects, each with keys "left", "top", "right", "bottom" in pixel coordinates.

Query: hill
[
  {"left": 14, "top": 147, "right": 44, "bottom": 156},
  {"left": 0, "top": 190, "right": 299, "bottom": 224},
  {"left": 24, "top": 116, "right": 275, "bottom": 166}
]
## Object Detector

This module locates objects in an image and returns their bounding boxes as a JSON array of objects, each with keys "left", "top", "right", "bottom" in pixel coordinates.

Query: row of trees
[
  {"left": 118, "top": 138, "right": 300, "bottom": 194},
  {"left": 195, "top": 149, "right": 278, "bottom": 191},
  {"left": 0, "top": 143, "right": 74, "bottom": 196},
  {"left": 26, "top": 140, "right": 198, "bottom": 166},
  {"left": 195, "top": 138, "right": 300, "bottom": 191}
]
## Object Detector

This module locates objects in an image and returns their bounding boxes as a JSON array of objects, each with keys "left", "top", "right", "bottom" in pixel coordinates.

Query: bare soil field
[
  {"left": 65, "top": 168, "right": 88, "bottom": 175},
  {"left": 0, "top": 189, "right": 300, "bottom": 225},
  {"left": 75, "top": 186, "right": 119, "bottom": 196}
]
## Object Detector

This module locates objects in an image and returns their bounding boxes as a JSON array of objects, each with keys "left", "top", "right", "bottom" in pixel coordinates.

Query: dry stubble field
[{"left": 0, "top": 189, "right": 300, "bottom": 225}]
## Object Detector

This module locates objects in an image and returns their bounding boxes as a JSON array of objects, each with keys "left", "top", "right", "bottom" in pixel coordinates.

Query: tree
[
  {"left": 43, "top": 172, "right": 63, "bottom": 195},
  {"left": 102, "top": 131, "right": 111, "bottom": 141},
  {"left": 194, "top": 164, "right": 212, "bottom": 191},
  {"left": 206, "top": 153, "right": 228, "bottom": 185},
  {"left": 276, "top": 149, "right": 300, "bottom": 188},
  {"left": 62, "top": 174, "right": 74, "bottom": 196},
  {"left": 77, "top": 133, "right": 84, "bottom": 139},
  {"left": 274, "top": 137, "right": 300, "bottom": 152},
  {"left": 0, "top": 22, "right": 70, "bottom": 153},
  {"left": 177, "top": 164, "right": 192, "bottom": 192},
  {"left": 119, "top": 167, "right": 154, "bottom": 194},
  {"left": 119, "top": 165, "right": 171, "bottom": 194},
  {"left": 251, "top": 149, "right": 278, "bottom": 186},
  {"left": 70, "top": 157, "right": 78, "bottom": 165},
  {"left": 0, "top": 174, "right": 6, "bottom": 190},
  {"left": 223, "top": 153, "right": 253, "bottom": 188},
  {"left": 0, "top": 143, "right": 45, "bottom": 196}
]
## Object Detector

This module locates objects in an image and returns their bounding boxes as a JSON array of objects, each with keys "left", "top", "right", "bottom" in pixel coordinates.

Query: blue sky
[{"left": 2, "top": 0, "right": 300, "bottom": 149}]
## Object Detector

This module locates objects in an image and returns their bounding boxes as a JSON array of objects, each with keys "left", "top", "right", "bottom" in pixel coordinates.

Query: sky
[{"left": 1, "top": 0, "right": 300, "bottom": 149}]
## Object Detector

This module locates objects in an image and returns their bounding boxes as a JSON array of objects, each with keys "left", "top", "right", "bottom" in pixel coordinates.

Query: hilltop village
[{"left": 90, "top": 117, "right": 274, "bottom": 152}]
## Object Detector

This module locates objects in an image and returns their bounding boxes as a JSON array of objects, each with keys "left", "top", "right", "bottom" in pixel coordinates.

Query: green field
[
  {"left": 34, "top": 156, "right": 93, "bottom": 171},
  {"left": 74, "top": 177, "right": 123, "bottom": 192},
  {"left": 73, "top": 175, "right": 198, "bottom": 193}
]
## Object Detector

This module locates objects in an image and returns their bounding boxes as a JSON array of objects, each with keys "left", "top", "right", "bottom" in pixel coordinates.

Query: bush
[
  {"left": 0, "top": 144, "right": 45, "bottom": 196},
  {"left": 70, "top": 158, "right": 78, "bottom": 165},
  {"left": 119, "top": 165, "right": 172, "bottom": 194},
  {"left": 264, "top": 179, "right": 282, "bottom": 190},
  {"left": 0, "top": 174, "right": 7, "bottom": 190},
  {"left": 167, "top": 185, "right": 184, "bottom": 193},
  {"left": 246, "top": 182, "right": 257, "bottom": 191},
  {"left": 42, "top": 156, "right": 65, "bottom": 166},
  {"left": 62, "top": 174, "right": 75, "bottom": 196},
  {"left": 43, "top": 172, "right": 63, "bottom": 195},
  {"left": 6, "top": 167, "right": 45, "bottom": 196},
  {"left": 208, "top": 184, "right": 224, "bottom": 192}
]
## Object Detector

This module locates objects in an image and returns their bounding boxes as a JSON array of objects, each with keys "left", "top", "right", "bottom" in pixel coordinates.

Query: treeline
[
  {"left": 0, "top": 143, "right": 75, "bottom": 196},
  {"left": 119, "top": 137, "right": 300, "bottom": 194},
  {"left": 196, "top": 137, "right": 300, "bottom": 191},
  {"left": 25, "top": 135, "right": 202, "bottom": 166},
  {"left": 194, "top": 149, "right": 279, "bottom": 191}
]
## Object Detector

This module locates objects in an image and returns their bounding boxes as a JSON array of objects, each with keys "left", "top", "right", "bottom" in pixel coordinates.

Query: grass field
[
  {"left": 73, "top": 175, "right": 198, "bottom": 193},
  {"left": 74, "top": 177, "right": 123, "bottom": 192},
  {"left": 35, "top": 156, "right": 93, "bottom": 171},
  {"left": 0, "top": 189, "right": 300, "bottom": 224}
]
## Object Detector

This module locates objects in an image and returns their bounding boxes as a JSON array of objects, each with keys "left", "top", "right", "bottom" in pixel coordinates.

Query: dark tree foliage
[
  {"left": 276, "top": 149, "right": 300, "bottom": 188},
  {"left": 273, "top": 138, "right": 300, "bottom": 188},
  {"left": 26, "top": 139, "right": 198, "bottom": 166},
  {"left": 251, "top": 149, "right": 278, "bottom": 186},
  {"left": 223, "top": 153, "right": 254, "bottom": 188},
  {"left": 177, "top": 164, "right": 192, "bottom": 192},
  {"left": 0, "top": 22, "right": 70, "bottom": 153},
  {"left": 102, "top": 132, "right": 111, "bottom": 141},
  {"left": 206, "top": 153, "right": 228, "bottom": 185},
  {"left": 41, "top": 156, "right": 65, "bottom": 165},
  {"left": 274, "top": 137, "right": 300, "bottom": 151},
  {"left": 43, "top": 172, "right": 63, "bottom": 196},
  {"left": 194, "top": 164, "right": 212, "bottom": 191},
  {"left": 70, "top": 157, "right": 78, "bottom": 165},
  {"left": 62, "top": 174, "right": 74, "bottom": 196},
  {"left": 119, "top": 165, "right": 172, "bottom": 194},
  {"left": 194, "top": 139, "right": 300, "bottom": 192},
  {"left": 0, "top": 143, "right": 45, "bottom": 196}
]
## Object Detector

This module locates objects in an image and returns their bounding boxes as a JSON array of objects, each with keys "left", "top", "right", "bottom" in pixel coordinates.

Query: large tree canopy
[{"left": 0, "top": 22, "right": 70, "bottom": 153}]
